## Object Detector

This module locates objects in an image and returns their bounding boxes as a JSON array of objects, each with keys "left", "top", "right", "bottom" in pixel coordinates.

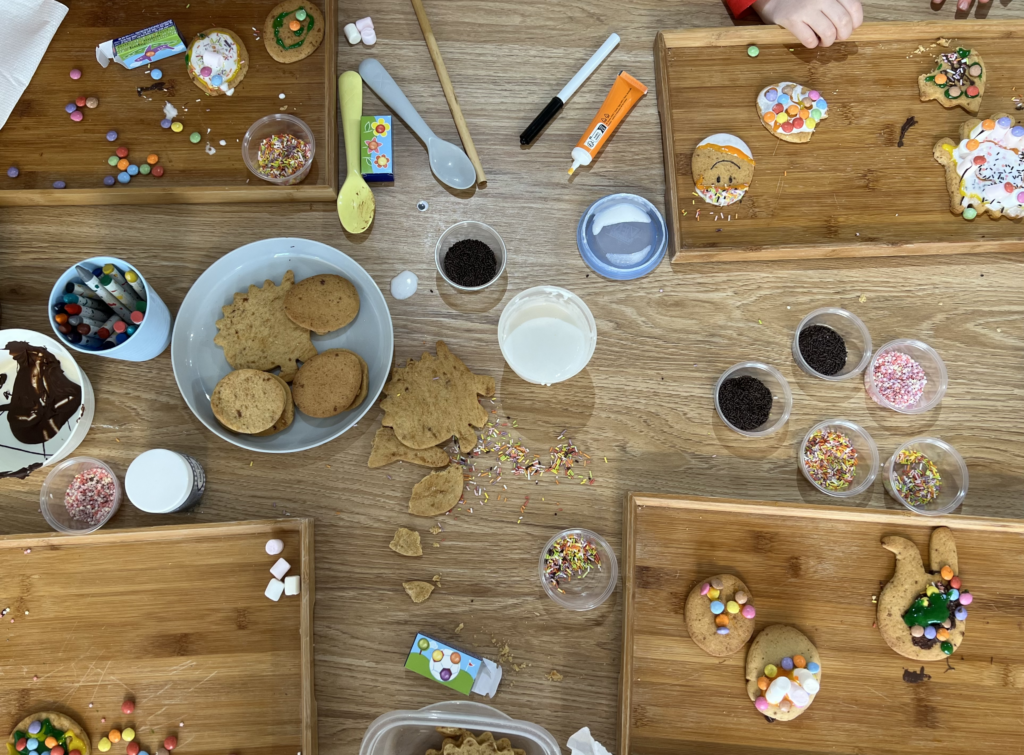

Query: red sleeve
[{"left": 725, "top": 0, "right": 758, "bottom": 17}]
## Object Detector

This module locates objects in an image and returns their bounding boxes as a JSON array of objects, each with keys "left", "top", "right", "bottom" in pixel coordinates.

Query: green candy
[
  {"left": 108, "top": 155, "right": 119, "bottom": 166},
  {"left": 140, "top": 164, "right": 151, "bottom": 175},
  {"left": 295, "top": 8, "right": 307, "bottom": 20},
  {"left": 963, "top": 207, "right": 978, "bottom": 220},
  {"left": 811, "top": 108, "right": 823, "bottom": 120},
  {"left": 189, "top": 132, "right": 201, "bottom": 144},
  {"left": 747, "top": 45, "right": 759, "bottom": 57}
]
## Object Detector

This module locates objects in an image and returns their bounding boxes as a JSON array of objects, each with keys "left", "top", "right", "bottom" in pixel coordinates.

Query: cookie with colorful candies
[
  {"left": 757, "top": 82, "right": 829, "bottom": 143},
  {"left": 934, "top": 113, "right": 1024, "bottom": 220},
  {"left": 745, "top": 625, "right": 822, "bottom": 721},
  {"left": 919, "top": 48, "right": 985, "bottom": 114},
  {"left": 683, "top": 573, "right": 757, "bottom": 657},
  {"left": 690, "top": 133, "right": 755, "bottom": 207},
  {"left": 8, "top": 712, "right": 91, "bottom": 755},
  {"left": 877, "top": 526, "right": 972, "bottom": 661}
]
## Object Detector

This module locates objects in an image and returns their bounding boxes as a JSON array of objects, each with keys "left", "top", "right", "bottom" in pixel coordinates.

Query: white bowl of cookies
[{"left": 171, "top": 238, "right": 393, "bottom": 452}]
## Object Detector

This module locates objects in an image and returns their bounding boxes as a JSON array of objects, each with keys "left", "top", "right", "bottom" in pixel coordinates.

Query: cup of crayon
[{"left": 49, "top": 257, "right": 172, "bottom": 362}]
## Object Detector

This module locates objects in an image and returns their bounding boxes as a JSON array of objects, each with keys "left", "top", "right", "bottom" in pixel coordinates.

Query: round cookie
[
  {"left": 254, "top": 373, "right": 295, "bottom": 436},
  {"left": 745, "top": 625, "right": 822, "bottom": 721},
  {"left": 684, "top": 574, "right": 757, "bottom": 656},
  {"left": 211, "top": 369, "right": 287, "bottom": 434},
  {"left": 186, "top": 28, "right": 249, "bottom": 96},
  {"left": 292, "top": 349, "right": 363, "bottom": 418},
  {"left": 691, "top": 134, "right": 755, "bottom": 207},
  {"left": 757, "top": 82, "right": 829, "bottom": 144},
  {"left": 284, "top": 274, "right": 360, "bottom": 335},
  {"left": 263, "top": 2, "right": 325, "bottom": 64},
  {"left": 8, "top": 712, "right": 91, "bottom": 755},
  {"left": 340, "top": 350, "right": 369, "bottom": 411}
]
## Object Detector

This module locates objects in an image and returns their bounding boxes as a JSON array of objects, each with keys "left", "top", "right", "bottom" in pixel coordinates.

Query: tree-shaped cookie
[
  {"left": 380, "top": 341, "right": 495, "bottom": 451},
  {"left": 877, "top": 527, "right": 973, "bottom": 660}
]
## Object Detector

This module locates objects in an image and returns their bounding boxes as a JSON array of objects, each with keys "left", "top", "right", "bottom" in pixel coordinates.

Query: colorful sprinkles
[
  {"left": 872, "top": 351, "right": 927, "bottom": 408},
  {"left": 255, "top": 133, "right": 312, "bottom": 179},
  {"left": 893, "top": 449, "right": 942, "bottom": 507},
  {"left": 803, "top": 429, "right": 858, "bottom": 491},
  {"left": 64, "top": 467, "right": 117, "bottom": 525},
  {"left": 904, "top": 567, "right": 972, "bottom": 655},
  {"left": 754, "top": 656, "right": 820, "bottom": 714},
  {"left": 544, "top": 533, "right": 601, "bottom": 593}
]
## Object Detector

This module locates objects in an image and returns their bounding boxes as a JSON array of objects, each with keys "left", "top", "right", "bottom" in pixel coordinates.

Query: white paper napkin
[
  {"left": 567, "top": 727, "right": 613, "bottom": 755},
  {"left": 0, "top": 0, "right": 69, "bottom": 130}
]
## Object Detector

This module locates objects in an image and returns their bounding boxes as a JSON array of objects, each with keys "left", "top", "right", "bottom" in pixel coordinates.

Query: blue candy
[
  {"left": 211, "top": 74, "right": 224, "bottom": 87},
  {"left": 924, "top": 625, "right": 937, "bottom": 639},
  {"left": 106, "top": 130, "right": 118, "bottom": 142},
  {"left": 807, "top": 662, "right": 820, "bottom": 673},
  {"left": 118, "top": 172, "right": 131, "bottom": 184},
  {"left": 777, "top": 94, "right": 790, "bottom": 106},
  {"left": 160, "top": 119, "right": 172, "bottom": 129},
  {"left": 127, "top": 164, "right": 139, "bottom": 176},
  {"left": 103, "top": 176, "right": 115, "bottom": 186},
  {"left": 65, "top": 103, "right": 77, "bottom": 114},
  {"left": 715, "top": 627, "right": 730, "bottom": 635},
  {"left": 955, "top": 606, "right": 968, "bottom": 621},
  {"left": 151, "top": 69, "right": 163, "bottom": 80},
  {"left": 1013, "top": 126, "right": 1024, "bottom": 138},
  {"left": 998, "top": 116, "right": 1012, "bottom": 128},
  {"left": 781, "top": 657, "right": 794, "bottom": 670},
  {"left": 26, "top": 740, "right": 39, "bottom": 751},
  {"left": 709, "top": 600, "right": 724, "bottom": 615},
  {"left": 816, "top": 99, "right": 827, "bottom": 110},
  {"left": 53, "top": 180, "right": 66, "bottom": 189},
  {"left": 948, "top": 588, "right": 960, "bottom": 600}
]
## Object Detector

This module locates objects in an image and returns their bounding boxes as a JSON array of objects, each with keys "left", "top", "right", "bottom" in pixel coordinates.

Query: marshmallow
[
  {"left": 343, "top": 23, "right": 361, "bottom": 45},
  {"left": 284, "top": 575, "right": 301, "bottom": 596},
  {"left": 265, "top": 538, "right": 284, "bottom": 555},
  {"left": 355, "top": 17, "right": 374, "bottom": 33},
  {"left": 270, "top": 557, "right": 291, "bottom": 580},
  {"left": 794, "top": 668, "right": 820, "bottom": 695},
  {"left": 788, "top": 684, "right": 811, "bottom": 708},
  {"left": 361, "top": 29, "right": 377, "bottom": 46},
  {"left": 765, "top": 676, "right": 791, "bottom": 705},
  {"left": 265, "top": 578, "right": 285, "bottom": 602}
]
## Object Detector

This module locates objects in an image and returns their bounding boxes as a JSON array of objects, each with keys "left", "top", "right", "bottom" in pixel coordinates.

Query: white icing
[
  {"left": 757, "top": 82, "right": 829, "bottom": 137},
  {"left": 696, "top": 133, "right": 753, "bottom": 160},
  {"left": 189, "top": 32, "right": 241, "bottom": 89},
  {"left": 693, "top": 133, "right": 754, "bottom": 207},
  {"left": 390, "top": 270, "right": 418, "bottom": 299},
  {"left": 605, "top": 246, "right": 651, "bottom": 266},
  {"left": 950, "top": 119, "right": 1024, "bottom": 217},
  {"left": 592, "top": 203, "right": 651, "bottom": 235},
  {"left": 163, "top": 101, "right": 178, "bottom": 119}
]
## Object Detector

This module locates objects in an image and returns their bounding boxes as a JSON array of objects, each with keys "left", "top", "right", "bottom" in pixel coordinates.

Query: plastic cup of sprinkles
[
  {"left": 714, "top": 362, "right": 792, "bottom": 437},
  {"left": 792, "top": 308, "right": 872, "bottom": 381},
  {"left": 800, "top": 419, "right": 879, "bottom": 498},
  {"left": 538, "top": 528, "right": 617, "bottom": 611},
  {"left": 883, "top": 437, "right": 969, "bottom": 516},
  {"left": 864, "top": 339, "right": 947, "bottom": 414}
]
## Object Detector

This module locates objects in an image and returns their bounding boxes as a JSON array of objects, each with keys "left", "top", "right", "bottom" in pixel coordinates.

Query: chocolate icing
[{"left": 0, "top": 341, "right": 81, "bottom": 445}]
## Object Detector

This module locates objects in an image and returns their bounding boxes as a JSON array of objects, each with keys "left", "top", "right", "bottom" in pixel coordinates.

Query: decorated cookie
[
  {"left": 877, "top": 527, "right": 971, "bottom": 661},
  {"left": 745, "top": 625, "right": 821, "bottom": 721},
  {"left": 8, "top": 712, "right": 91, "bottom": 755},
  {"left": 690, "top": 134, "right": 755, "bottom": 207},
  {"left": 186, "top": 28, "right": 249, "bottom": 96},
  {"left": 919, "top": 48, "right": 985, "bottom": 113},
  {"left": 757, "top": 82, "right": 828, "bottom": 143},
  {"left": 934, "top": 113, "right": 1024, "bottom": 220},
  {"left": 264, "top": 2, "right": 325, "bottom": 64},
  {"left": 683, "top": 573, "right": 757, "bottom": 657}
]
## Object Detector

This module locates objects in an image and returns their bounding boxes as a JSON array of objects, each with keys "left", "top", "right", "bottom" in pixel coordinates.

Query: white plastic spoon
[{"left": 358, "top": 58, "right": 477, "bottom": 191}]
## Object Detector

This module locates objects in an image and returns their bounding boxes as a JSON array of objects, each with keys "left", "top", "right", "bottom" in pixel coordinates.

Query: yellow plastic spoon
[{"left": 337, "top": 71, "right": 375, "bottom": 234}]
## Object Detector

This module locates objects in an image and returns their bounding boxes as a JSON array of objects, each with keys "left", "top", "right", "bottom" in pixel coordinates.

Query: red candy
[
  {"left": 126, "top": 744, "right": 140, "bottom": 755},
  {"left": 950, "top": 576, "right": 962, "bottom": 589},
  {"left": 116, "top": 147, "right": 129, "bottom": 158},
  {"left": 781, "top": 122, "right": 794, "bottom": 133},
  {"left": 152, "top": 165, "right": 165, "bottom": 177},
  {"left": 16, "top": 739, "right": 26, "bottom": 752},
  {"left": 792, "top": 117, "right": 804, "bottom": 129},
  {"left": 967, "top": 85, "right": 979, "bottom": 97},
  {"left": 974, "top": 155, "right": 987, "bottom": 166},
  {"left": 122, "top": 700, "right": 135, "bottom": 715},
  {"left": 1006, "top": 182, "right": 1015, "bottom": 193},
  {"left": 772, "top": 103, "right": 784, "bottom": 114},
  {"left": 164, "top": 736, "right": 178, "bottom": 750},
  {"left": 75, "top": 96, "right": 86, "bottom": 107},
  {"left": 51, "top": 747, "right": 65, "bottom": 755}
]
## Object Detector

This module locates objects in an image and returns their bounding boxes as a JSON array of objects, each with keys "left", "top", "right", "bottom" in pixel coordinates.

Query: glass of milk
[{"left": 498, "top": 286, "right": 597, "bottom": 385}]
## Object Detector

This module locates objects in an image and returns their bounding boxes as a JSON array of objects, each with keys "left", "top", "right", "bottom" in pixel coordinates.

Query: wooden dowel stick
[{"left": 409, "top": 0, "right": 487, "bottom": 186}]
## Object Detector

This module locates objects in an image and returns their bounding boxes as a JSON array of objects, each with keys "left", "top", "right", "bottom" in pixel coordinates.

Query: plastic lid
[
  {"left": 125, "top": 449, "right": 192, "bottom": 513},
  {"left": 576, "top": 193, "right": 667, "bottom": 280}
]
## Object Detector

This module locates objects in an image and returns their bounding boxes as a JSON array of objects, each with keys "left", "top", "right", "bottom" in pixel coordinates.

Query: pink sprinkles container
[
  {"left": 864, "top": 339, "right": 948, "bottom": 414},
  {"left": 39, "top": 456, "right": 121, "bottom": 535}
]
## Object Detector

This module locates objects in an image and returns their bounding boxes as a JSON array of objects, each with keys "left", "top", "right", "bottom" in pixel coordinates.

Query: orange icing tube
[{"left": 568, "top": 71, "right": 648, "bottom": 175}]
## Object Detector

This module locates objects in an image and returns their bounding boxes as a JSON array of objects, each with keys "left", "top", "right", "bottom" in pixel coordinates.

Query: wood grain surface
[
  {"left": 0, "top": 2, "right": 1022, "bottom": 754},
  {"left": 0, "top": 0, "right": 337, "bottom": 205},
  {"left": 0, "top": 519, "right": 316, "bottom": 755},
  {"left": 659, "top": 20, "right": 1024, "bottom": 262},
  {"left": 620, "top": 495, "right": 1024, "bottom": 755}
]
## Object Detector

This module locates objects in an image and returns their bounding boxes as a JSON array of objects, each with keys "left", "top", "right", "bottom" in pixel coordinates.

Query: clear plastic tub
[
  {"left": 576, "top": 193, "right": 667, "bottom": 280},
  {"left": 435, "top": 221, "right": 507, "bottom": 292},
  {"left": 864, "top": 339, "right": 947, "bottom": 414},
  {"left": 242, "top": 114, "right": 316, "bottom": 186},
  {"left": 792, "top": 307, "right": 872, "bottom": 381},
  {"left": 714, "top": 362, "right": 793, "bottom": 437},
  {"left": 883, "top": 437, "right": 969, "bottom": 516},
  {"left": 539, "top": 528, "right": 618, "bottom": 611},
  {"left": 799, "top": 419, "right": 879, "bottom": 498},
  {"left": 359, "top": 701, "right": 560, "bottom": 755},
  {"left": 39, "top": 456, "right": 121, "bottom": 534}
]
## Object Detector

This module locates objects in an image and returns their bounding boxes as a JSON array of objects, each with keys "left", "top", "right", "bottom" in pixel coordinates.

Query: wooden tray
[
  {"left": 655, "top": 21, "right": 1024, "bottom": 262},
  {"left": 0, "top": 2, "right": 336, "bottom": 206},
  {"left": 618, "top": 495, "right": 1024, "bottom": 755},
  {"left": 0, "top": 519, "right": 316, "bottom": 755}
]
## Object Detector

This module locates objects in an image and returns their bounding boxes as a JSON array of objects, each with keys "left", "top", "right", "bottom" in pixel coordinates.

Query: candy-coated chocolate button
[
  {"left": 97, "top": 740, "right": 111, "bottom": 753},
  {"left": 147, "top": 154, "right": 159, "bottom": 165},
  {"left": 757, "top": 676, "right": 770, "bottom": 690},
  {"left": 108, "top": 156, "right": 119, "bottom": 166},
  {"left": 793, "top": 655, "right": 806, "bottom": 668},
  {"left": 763, "top": 112, "right": 774, "bottom": 123},
  {"left": 765, "top": 88, "right": 778, "bottom": 102},
  {"left": 164, "top": 737, "right": 177, "bottom": 750},
  {"left": 910, "top": 624, "right": 924, "bottom": 637},
  {"left": 959, "top": 591, "right": 973, "bottom": 605},
  {"left": 982, "top": 119, "right": 995, "bottom": 130},
  {"left": 969, "top": 64, "right": 982, "bottom": 76},
  {"left": 715, "top": 614, "right": 729, "bottom": 627},
  {"left": 741, "top": 604, "right": 756, "bottom": 619},
  {"left": 924, "top": 626, "right": 937, "bottom": 639},
  {"left": 966, "top": 139, "right": 980, "bottom": 151},
  {"left": 75, "top": 96, "right": 86, "bottom": 107},
  {"left": 777, "top": 94, "right": 790, "bottom": 106},
  {"left": 86, "top": 97, "right": 99, "bottom": 108},
  {"left": 211, "top": 75, "right": 224, "bottom": 87},
  {"left": 963, "top": 207, "right": 977, "bottom": 220},
  {"left": 735, "top": 591, "right": 748, "bottom": 604},
  {"left": 755, "top": 697, "right": 769, "bottom": 711},
  {"left": 50, "top": 748, "right": 64, "bottom": 755},
  {"left": 106, "top": 130, "right": 118, "bottom": 141},
  {"left": 807, "top": 662, "right": 820, "bottom": 673},
  {"left": 805, "top": 118, "right": 816, "bottom": 130},
  {"left": 940, "top": 565, "right": 954, "bottom": 579},
  {"left": 707, "top": 587, "right": 720, "bottom": 600},
  {"left": 811, "top": 108, "right": 823, "bottom": 120},
  {"left": 716, "top": 626, "right": 729, "bottom": 635},
  {"left": 764, "top": 664, "right": 778, "bottom": 678},
  {"left": 116, "top": 147, "right": 128, "bottom": 158},
  {"left": 160, "top": 119, "right": 172, "bottom": 129},
  {"left": 799, "top": 108, "right": 810, "bottom": 119},
  {"left": 70, "top": 111, "right": 83, "bottom": 122},
  {"left": 809, "top": 90, "right": 820, "bottom": 100},
  {"left": 967, "top": 85, "right": 979, "bottom": 97},
  {"left": 200, "top": 66, "right": 212, "bottom": 77},
  {"left": 700, "top": 583, "right": 710, "bottom": 596},
  {"left": 710, "top": 600, "right": 724, "bottom": 614},
  {"left": 748, "top": 45, "right": 759, "bottom": 57},
  {"left": 726, "top": 600, "right": 740, "bottom": 614},
  {"left": 118, "top": 172, "right": 131, "bottom": 184},
  {"left": 127, "top": 164, "right": 139, "bottom": 176},
  {"left": 948, "top": 86, "right": 962, "bottom": 97},
  {"left": 171, "top": 122, "right": 183, "bottom": 132},
  {"left": 710, "top": 577, "right": 724, "bottom": 590},
  {"left": 772, "top": 103, "right": 783, "bottom": 114},
  {"left": 16, "top": 740, "right": 27, "bottom": 752},
  {"left": 65, "top": 103, "right": 76, "bottom": 114},
  {"left": 117, "top": 159, "right": 129, "bottom": 170},
  {"left": 775, "top": 113, "right": 788, "bottom": 124},
  {"left": 189, "top": 132, "right": 201, "bottom": 143},
  {"left": 70, "top": 68, "right": 82, "bottom": 80},
  {"left": 108, "top": 731, "right": 121, "bottom": 744},
  {"left": 781, "top": 122, "right": 794, "bottom": 133},
  {"left": 26, "top": 740, "right": 38, "bottom": 751},
  {"left": 45, "top": 738, "right": 57, "bottom": 748},
  {"left": 786, "top": 104, "right": 799, "bottom": 116},
  {"left": 781, "top": 657, "right": 794, "bottom": 670},
  {"left": 998, "top": 116, "right": 1012, "bottom": 128},
  {"left": 152, "top": 166, "right": 165, "bottom": 177},
  {"left": 792, "top": 117, "right": 804, "bottom": 129},
  {"left": 950, "top": 576, "right": 962, "bottom": 588},
  {"left": 936, "top": 628, "right": 950, "bottom": 641},
  {"left": 289, "top": 19, "right": 301, "bottom": 30},
  {"left": 140, "top": 164, "right": 151, "bottom": 175},
  {"left": 955, "top": 606, "right": 968, "bottom": 620},
  {"left": 127, "top": 745, "right": 139, "bottom": 755},
  {"left": 973, "top": 155, "right": 986, "bottom": 166},
  {"left": 935, "top": 73, "right": 948, "bottom": 85}
]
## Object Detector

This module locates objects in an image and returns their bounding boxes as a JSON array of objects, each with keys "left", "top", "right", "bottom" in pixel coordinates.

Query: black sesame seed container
[
  {"left": 714, "top": 362, "right": 793, "bottom": 437},
  {"left": 434, "top": 221, "right": 507, "bottom": 291},
  {"left": 792, "top": 308, "right": 872, "bottom": 381}
]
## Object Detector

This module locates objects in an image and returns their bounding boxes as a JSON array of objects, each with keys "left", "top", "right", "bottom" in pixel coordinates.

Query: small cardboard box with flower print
[{"left": 360, "top": 115, "right": 393, "bottom": 182}]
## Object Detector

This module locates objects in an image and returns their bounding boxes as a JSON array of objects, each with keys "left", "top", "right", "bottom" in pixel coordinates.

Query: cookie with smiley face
[
  {"left": 757, "top": 82, "right": 829, "bottom": 143},
  {"left": 691, "top": 134, "right": 755, "bottom": 207}
]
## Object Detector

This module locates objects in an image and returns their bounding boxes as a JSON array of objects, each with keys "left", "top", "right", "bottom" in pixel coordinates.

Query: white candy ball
[{"left": 266, "top": 538, "right": 284, "bottom": 555}]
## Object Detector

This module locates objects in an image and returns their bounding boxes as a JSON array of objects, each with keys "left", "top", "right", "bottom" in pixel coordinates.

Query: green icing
[
  {"left": 273, "top": 7, "right": 316, "bottom": 50},
  {"left": 903, "top": 590, "right": 951, "bottom": 627},
  {"left": 957, "top": 47, "right": 970, "bottom": 58}
]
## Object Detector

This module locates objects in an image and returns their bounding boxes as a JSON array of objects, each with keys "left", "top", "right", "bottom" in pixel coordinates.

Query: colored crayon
[
  {"left": 130, "top": 311, "right": 144, "bottom": 325},
  {"left": 102, "top": 264, "right": 128, "bottom": 288},
  {"left": 65, "top": 281, "right": 100, "bottom": 299},
  {"left": 135, "top": 300, "right": 147, "bottom": 313},
  {"left": 75, "top": 265, "right": 135, "bottom": 320},
  {"left": 124, "top": 269, "right": 147, "bottom": 301},
  {"left": 99, "top": 273, "right": 137, "bottom": 308}
]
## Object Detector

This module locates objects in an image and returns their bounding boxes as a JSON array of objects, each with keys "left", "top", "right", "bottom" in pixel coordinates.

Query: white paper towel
[
  {"left": 0, "top": 0, "right": 69, "bottom": 130},
  {"left": 567, "top": 727, "right": 613, "bottom": 755}
]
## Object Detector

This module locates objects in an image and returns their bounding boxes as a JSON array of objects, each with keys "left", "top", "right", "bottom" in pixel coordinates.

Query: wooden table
[{"left": 2, "top": 1, "right": 1023, "bottom": 753}]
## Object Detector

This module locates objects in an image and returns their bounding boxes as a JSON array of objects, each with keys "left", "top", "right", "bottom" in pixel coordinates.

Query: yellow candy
[
  {"left": 122, "top": 729, "right": 136, "bottom": 743},
  {"left": 764, "top": 664, "right": 778, "bottom": 678},
  {"left": 775, "top": 113, "right": 788, "bottom": 124},
  {"left": 726, "top": 600, "right": 740, "bottom": 614},
  {"left": 707, "top": 587, "right": 720, "bottom": 600},
  {"left": 926, "top": 585, "right": 939, "bottom": 596},
  {"left": 171, "top": 122, "right": 184, "bottom": 133},
  {"left": 98, "top": 739, "right": 111, "bottom": 753},
  {"left": 805, "top": 118, "right": 816, "bottom": 130}
]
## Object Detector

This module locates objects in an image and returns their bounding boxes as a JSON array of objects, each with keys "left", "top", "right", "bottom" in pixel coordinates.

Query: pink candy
[
  {"left": 700, "top": 583, "right": 710, "bottom": 596},
  {"left": 200, "top": 66, "right": 213, "bottom": 77},
  {"left": 755, "top": 696, "right": 769, "bottom": 711},
  {"left": 741, "top": 604, "right": 756, "bottom": 619},
  {"left": 809, "top": 90, "right": 820, "bottom": 100},
  {"left": 69, "top": 68, "right": 82, "bottom": 80},
  {"left": 959, "top": 591, "right": 973, "bottom": 605},
  {"left": 70, "top": 111, "right": 83, "bottom": 122}
]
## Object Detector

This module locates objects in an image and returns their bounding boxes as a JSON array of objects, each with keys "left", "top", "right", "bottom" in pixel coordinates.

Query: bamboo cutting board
[
  {"left": 619, "top": 495, "right": 1024, "bottom": 755},
  {"left": 0, "top": 519, "right": 316, "bottom": 755},
  {"left": 656, "top": 21, "right": 1024, "bottom": 262},
  {"left": 0, "top": 1, "right": 336, "bottom": 206}
]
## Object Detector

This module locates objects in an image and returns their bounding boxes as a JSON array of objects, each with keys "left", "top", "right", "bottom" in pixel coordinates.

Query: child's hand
[
  {"left": 751, "top": 0, "right": 864, "bottom": 48},
  {"left": 957, "top": 0, "right": 991, "bottom": 10}
]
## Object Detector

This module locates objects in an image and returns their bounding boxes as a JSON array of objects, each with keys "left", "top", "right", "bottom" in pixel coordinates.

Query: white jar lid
[{"left": 126, "top": 449, "right": 192, "bottom": 513}]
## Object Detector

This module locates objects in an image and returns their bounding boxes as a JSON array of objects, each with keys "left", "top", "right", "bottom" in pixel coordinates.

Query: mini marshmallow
[
  {"left": 284, "top": 575, "right": 301, "bottom": 596},
  {"left": 265, "top": 578, "right": 285, "bottom": 602},
  {"left": 265, "top": 538, "right": 284, "bottom": 555},
  {"left": 270, "top": 557, "right": 291, "bottom": 580},
  {"left": 361, "top": 29, "right": 377, "bottom": 46},
  {"left": 343, "top": 23, "right": 361, "bottom": 45},
  {"left": 355, "top": 17, "right": 374, "bottom": 33}
]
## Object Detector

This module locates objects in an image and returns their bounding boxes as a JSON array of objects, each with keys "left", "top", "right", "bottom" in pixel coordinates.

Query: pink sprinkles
[
  {"left": 873, "top": 351, "right": 927, "bottom": 408},
  {"left": 64, "top": 467, "right": 116, "bottom": 525}
]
